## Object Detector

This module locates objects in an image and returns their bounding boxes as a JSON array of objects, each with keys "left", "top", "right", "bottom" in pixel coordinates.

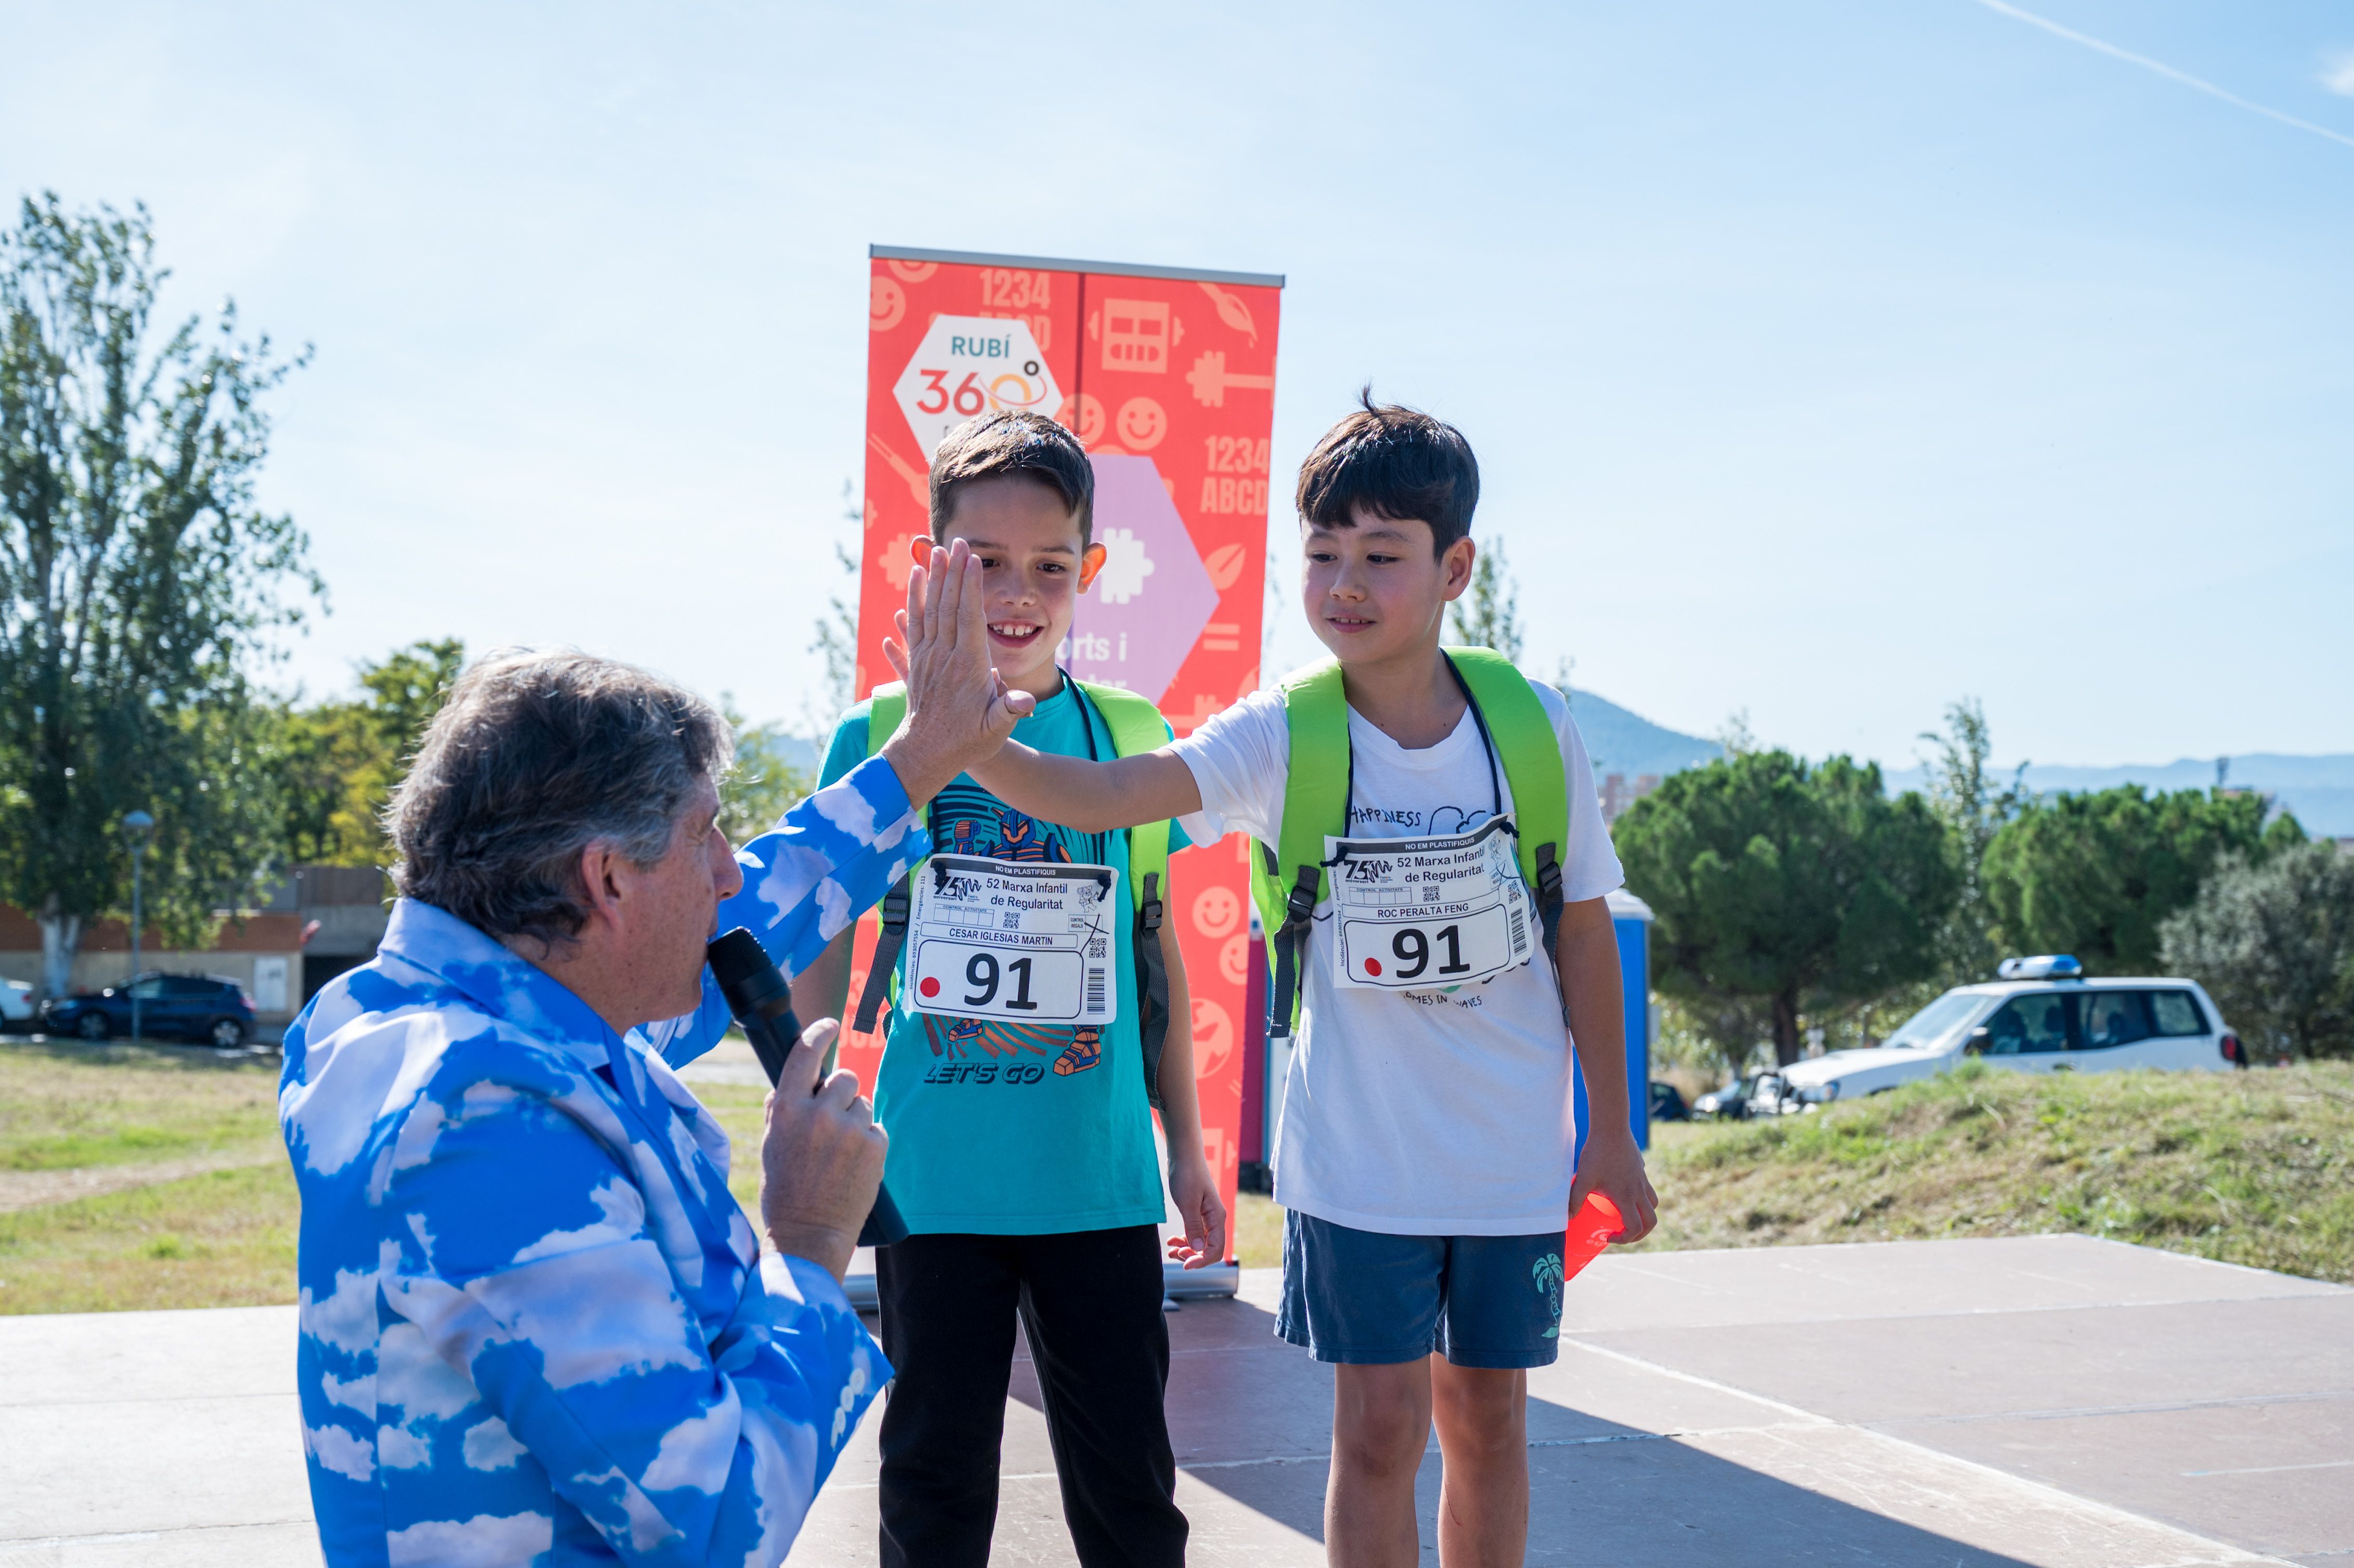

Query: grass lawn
[
  {"left": 0, "top": 1039, "right": 296, "bottom": 1314},
  {"left": 1630, "top": 1060, "right": 2354, "bottom": 1283},
  {"left": 0, "top": 1039, "right": 283, "bottom": 1171},
  {"left": 8, "top": 1041, "right": 2344, "bottom": 1314},
  {"left": 0, "top": 1163, "right": 298, "bottom": 1314}
]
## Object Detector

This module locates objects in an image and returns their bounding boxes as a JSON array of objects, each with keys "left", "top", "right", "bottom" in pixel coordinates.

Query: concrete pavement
[{"left": 2, "top": 1236, "right": 2345, "bottom": 1565}]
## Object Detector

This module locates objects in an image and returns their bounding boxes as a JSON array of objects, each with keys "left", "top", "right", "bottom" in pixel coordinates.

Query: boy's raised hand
[{"left": 878, "top": 539, "right": 1034, "bottom": 806}]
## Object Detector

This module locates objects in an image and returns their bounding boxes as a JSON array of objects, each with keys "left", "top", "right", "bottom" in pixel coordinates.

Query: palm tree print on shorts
[{"left": 1533, "top": 1252, "right": 1566, "bottom": 1339}]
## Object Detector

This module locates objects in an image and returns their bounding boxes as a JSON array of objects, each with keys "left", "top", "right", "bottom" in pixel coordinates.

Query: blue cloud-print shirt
[{"left": 280, "top": 757, "right": 928, "bottom": 1566}]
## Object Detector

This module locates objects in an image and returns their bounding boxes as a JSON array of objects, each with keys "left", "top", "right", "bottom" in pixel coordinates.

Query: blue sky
[{"left": 4, "top": 1, "right": 2349, "bottom": 769}]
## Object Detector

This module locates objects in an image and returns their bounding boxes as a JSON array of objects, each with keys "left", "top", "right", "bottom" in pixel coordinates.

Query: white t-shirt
[{"left": 1170, "top": 678, "right": 1624, "bottom": 1236}]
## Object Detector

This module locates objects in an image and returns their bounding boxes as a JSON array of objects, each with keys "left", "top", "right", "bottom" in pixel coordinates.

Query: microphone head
[{"left": 707, "top": 926, "right": 791, "bottom": 1016}]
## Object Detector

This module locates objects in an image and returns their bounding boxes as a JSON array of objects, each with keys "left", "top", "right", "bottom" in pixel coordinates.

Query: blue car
[{"left": 41, "top": 972, "right": 255, "bottom": 1047}]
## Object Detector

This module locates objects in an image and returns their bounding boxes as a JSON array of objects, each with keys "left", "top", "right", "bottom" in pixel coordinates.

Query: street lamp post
[{"left": 122, "top": 811, "right": 154, "bottom": 1041}]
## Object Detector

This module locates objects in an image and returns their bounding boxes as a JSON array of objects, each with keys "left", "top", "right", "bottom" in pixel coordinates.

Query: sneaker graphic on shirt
[
  {"left": 991, "top": 807, "right": 1069, "bottom": 865},
  {"left": 1053, "top": 1026, "right": 1104, "bottom": 1076}
]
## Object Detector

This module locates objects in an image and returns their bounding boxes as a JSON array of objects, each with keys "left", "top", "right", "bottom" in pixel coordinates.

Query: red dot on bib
[
  {"left": 918, "top": 977, "right": 940, "bottom": 998},
  {"left": 1364, "top": 958, "right": 1382, "bottom": 976}
]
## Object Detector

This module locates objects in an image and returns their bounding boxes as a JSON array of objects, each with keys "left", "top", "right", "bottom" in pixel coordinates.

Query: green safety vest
[
  {"left": 1246, "top": 646, "right": 1571, "bottom": 1038},
  {"left": 854, "top": 678, "right": 1178, "bottom": 1105}
]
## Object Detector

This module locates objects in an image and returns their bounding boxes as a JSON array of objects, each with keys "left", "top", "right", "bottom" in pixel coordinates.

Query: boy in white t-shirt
[{"left": 900, "top": 393, "right": 1658, "bottom": 1566}]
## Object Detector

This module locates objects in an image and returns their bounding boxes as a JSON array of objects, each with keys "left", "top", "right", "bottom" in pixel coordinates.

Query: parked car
[
  {"left": 1, "top": 979, "right": 33, "bottom": 1033},
  {"left": 39, "top": 973, "right": 255, "bottom": 1047},
  {"left": 1690, "top": 1070, "right": 1808, "bottom": 1120},
  {"left": 1777, "top": 956, "right": 2241, "bottom": 1105},
  {"left": 1648, "top": 1080, "right": 1691, "bottom": 1123}
]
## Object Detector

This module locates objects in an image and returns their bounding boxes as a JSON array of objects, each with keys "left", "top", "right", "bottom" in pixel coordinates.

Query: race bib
[
  {"left": 1326, "top": 815, "right": 1536, "bottom": 992},
  {"left": 904, "top": 855, "right": 1120, "bottom": 1025}
]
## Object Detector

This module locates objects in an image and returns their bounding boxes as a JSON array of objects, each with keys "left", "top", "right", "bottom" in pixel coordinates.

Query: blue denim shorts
[{"left": 1275, "top": 1209, "right": 1566, "bottom": 1369}]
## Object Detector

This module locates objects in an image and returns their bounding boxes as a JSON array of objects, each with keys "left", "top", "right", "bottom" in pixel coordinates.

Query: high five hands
[{"left": 879, "top": 539, "right": 1034, "bottom": 805}]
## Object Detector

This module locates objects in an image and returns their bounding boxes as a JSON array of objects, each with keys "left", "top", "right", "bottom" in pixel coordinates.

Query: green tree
[
  {"left": 1981, "top": 786, "right": 2300, "bottom": 973},
  {"left": 1917, "top": 697, "right": 2025, "bottom": 983},
  {"left": 804, "top": 478, "right": 861, "bottom": 736},
  {"left": 276, "top": 638, "right": 465, "bottom": 866},
  {"left": 0, "top": 195, "right": 315, "bottom": 996},
  {"left": 1444, "top": 537, "right": 1523, "bottom": 664},
  {"left": 717, "top": 698, "right": 813, "bottom": 847},
  {"left": 1615, "top": 750, "right": 1958, "bottom": 1065},
  {"left": 2160, "top": 841, "right": 2354, "bottom": 1059}
]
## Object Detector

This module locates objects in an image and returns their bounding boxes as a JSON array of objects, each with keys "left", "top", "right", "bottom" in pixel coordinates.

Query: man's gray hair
[{"left": 388, "top": 649, "right": 735, "bottom": 945}]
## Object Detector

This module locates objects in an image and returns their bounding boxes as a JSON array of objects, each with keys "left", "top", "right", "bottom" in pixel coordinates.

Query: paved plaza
[{"left": 1, "top": 1235, "right": 2346, "bottom": 1566}]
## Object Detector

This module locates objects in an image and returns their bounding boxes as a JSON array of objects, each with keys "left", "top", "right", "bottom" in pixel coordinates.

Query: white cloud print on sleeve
[{"left": 281, "top": 892, "right": 889, "bottom": 1566}]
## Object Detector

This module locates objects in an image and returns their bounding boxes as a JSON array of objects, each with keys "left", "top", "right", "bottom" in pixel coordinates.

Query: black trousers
[{"left": 874, "top": 1225, "right": 1187, "bottom": 1568}]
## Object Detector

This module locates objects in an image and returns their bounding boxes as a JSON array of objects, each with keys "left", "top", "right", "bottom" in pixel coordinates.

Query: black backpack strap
[
  {"left": 1533, "top": 841, "right": 1570, "bottom": 1024},
  {"left": 851, "top": 873, "right": 913, "bottom": 1035},
  {"left": 1266, "top": 857, "right": 1321, "bottom": 1041},
  {"left": 1134, "top": 870, "right": 1170, "bottom": 1108}
]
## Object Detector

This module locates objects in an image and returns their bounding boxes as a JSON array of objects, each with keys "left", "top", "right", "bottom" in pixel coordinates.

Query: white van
[{"left": 1778, "top": 957, "right": 2243, "bottom": 1104}]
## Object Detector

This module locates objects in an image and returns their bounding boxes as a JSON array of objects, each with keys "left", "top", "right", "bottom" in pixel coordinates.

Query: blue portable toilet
[{"left": 1573, "top": 890, "right": 1655, "bottom": 1162}]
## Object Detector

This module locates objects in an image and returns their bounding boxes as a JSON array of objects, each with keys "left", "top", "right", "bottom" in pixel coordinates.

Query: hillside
[
  {"left": 1884, "top": 754, "right": 2354, "bottom": 837},
  {"left": 1634, "top": 1062, "right": 2353, "bottom": 1284},
  {"left": 1564, "top": 689, "right": 1724, "bottom": 778},
  {"left": 1547, "top": 696, "right": 2352, "bottom": 833}
]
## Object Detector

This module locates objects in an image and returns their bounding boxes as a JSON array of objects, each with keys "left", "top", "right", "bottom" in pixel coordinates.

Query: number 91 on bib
[
  {"left": 1328, "top": 816, "right": 1536, "bottom": 992},
  {"left": 904, "top": 855, "right": 1121, "bottom": 1025}
]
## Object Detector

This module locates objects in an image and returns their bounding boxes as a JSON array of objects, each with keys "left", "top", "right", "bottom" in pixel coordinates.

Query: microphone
[{"left": 705, "top": 926, "right": 908, "bottom": 1248}]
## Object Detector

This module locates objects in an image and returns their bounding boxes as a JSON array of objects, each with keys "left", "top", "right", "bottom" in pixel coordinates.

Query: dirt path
[{"left": 0, "top": 1145, "right": 286, "bottom": 1213}]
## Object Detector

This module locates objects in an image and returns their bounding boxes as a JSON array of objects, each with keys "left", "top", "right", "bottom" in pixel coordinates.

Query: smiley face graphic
[
  {"left": 1069, "top": 393, "right": 1108, "bottom": 448},
  {"left": 870, "top": 277, "right": 906, "bottom": 333},
  {"left": 1115, "top": 396, "right": 1167, "bottom": 451},
  {"left": 1192, "top": 884, "right": 1243, "bottom": 939}
]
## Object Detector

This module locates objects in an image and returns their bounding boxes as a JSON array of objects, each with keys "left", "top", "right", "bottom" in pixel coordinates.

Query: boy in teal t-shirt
[
  {"left": 791, "top": 410, "right": 1222, "bottom": 1568},
  {"left": 812, "top": 688, "right": 1192, "bottom": 1232}
]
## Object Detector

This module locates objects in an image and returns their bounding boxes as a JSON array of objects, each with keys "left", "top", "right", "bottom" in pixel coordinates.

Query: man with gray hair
[{"left": 280, "top": 546, "right": 1028, "bottom": 1566}]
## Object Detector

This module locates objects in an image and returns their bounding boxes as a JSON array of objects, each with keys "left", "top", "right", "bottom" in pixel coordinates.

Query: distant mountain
[
  {"left": 1563, "top": 689, "right": 1723, "bottom": 780},
  {"left": 1882, "top": 755, "right": 2354, "bottom": 838},
  {"left": 1548, "top": 694, "right": 2354, "bottom": 840},
  {"left": 788, "top": 684, "right": 2353, "bottom": 839}
]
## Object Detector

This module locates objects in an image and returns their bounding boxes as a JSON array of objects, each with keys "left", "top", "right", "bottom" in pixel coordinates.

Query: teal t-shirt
[{"left": 819, "top": 678, "right": 1192, "bottom": 1235}]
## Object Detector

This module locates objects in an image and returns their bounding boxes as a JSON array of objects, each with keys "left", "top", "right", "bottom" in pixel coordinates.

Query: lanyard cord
[
  {"left": 1060, "top": 670, "right": 1111, "bottom": 865},
  {"left": 1339, "top": 655, "right": 1506, "bottom": 842},
  {"left": 1061, "top": 668, "right": 1105, "bottom": 762}
]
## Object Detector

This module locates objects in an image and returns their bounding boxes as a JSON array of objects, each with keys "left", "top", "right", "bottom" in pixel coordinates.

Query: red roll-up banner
[{"left": 848, "top": 246, "right": 1283, "bottom": 1261}]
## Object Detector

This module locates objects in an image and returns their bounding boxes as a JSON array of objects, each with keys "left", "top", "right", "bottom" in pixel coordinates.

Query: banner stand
[{"left": 841, "top": 245, "right": 1284, "bottom": 1305}]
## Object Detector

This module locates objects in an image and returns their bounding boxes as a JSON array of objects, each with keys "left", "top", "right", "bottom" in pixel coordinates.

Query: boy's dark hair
[
  {"left": 928, "top": 411, "right": 1095, "bottom": 545},
  {"left": 1294, "top": 388, "right": 1479, "bottom": 555}
]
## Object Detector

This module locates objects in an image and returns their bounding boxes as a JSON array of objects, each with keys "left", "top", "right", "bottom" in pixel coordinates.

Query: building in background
[
  {"left": 269, "top": 866, "right": 393, "bottom": 1005},
  {"left": 1599, "top": 772, "right": 1663, "bottom": 825},
  {"left": 0, "top": 866, "right": 389, "bottom": 1033}
]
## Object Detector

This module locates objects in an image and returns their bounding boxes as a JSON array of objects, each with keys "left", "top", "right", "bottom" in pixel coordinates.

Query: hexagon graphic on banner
[
  {"left": 1062, "top": 454, "right": 1218, "bottom": 706},
  {"left": 893, "top": 315, "right": 1062, "bottom": 458}
]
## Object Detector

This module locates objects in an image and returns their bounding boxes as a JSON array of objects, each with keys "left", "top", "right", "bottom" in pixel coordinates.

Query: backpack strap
[
  {"left": 1247, "top": 659, "right": 1349, "bottom": 1038},
  {"left": 1074, "top": 680, "right": 1175, "bottom": 1108},
  {"left": 1445, "top": 646, "right": 1573, "bottom": 1011},
  {"left": 852, "top": 684, "right": 917, "bottom": 1035}
]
